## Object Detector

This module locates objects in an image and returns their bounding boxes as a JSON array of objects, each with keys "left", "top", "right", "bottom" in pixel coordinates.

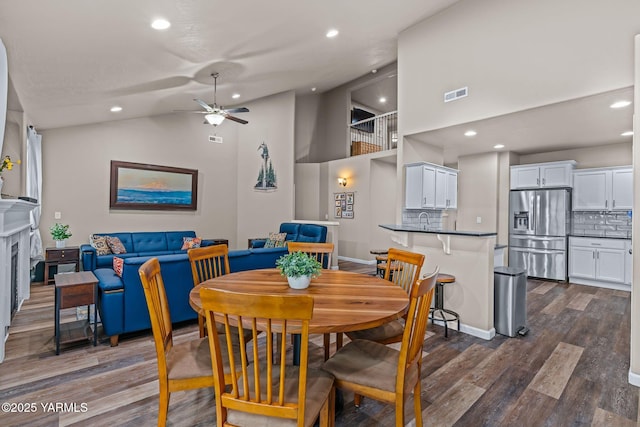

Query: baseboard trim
[
  {"left": 337, "top": 256, "right": 376, "bottom": 265},
  {"left": 628, "top": 369, "right": 640, "bottom": 387},
  {"left": 569, "top": 277, "right": 631, "bottom": 292},
  {"left": 430, "top": 318, "right": 495, "bottom": 341}
]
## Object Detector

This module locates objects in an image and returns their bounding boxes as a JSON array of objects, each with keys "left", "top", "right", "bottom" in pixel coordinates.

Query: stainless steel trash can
[{"left": 494, "top": 266, "right": 528, "bottom": 337}]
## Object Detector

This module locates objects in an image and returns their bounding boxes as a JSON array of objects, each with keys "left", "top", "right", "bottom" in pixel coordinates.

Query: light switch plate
[
  {"left": 54, "top": 212, "right": 61, "bottom": 219},
  {"left": 476, "top": 216, "right": 482, "bottom": 224}
]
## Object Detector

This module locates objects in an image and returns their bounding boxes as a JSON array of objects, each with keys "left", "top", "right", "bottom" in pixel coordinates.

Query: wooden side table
[
  {"left": 45, "top": 247, "right": 80, "bottom": 285},
  {"left": 54, "top": 271, "right": 98, "bottom": 355}
]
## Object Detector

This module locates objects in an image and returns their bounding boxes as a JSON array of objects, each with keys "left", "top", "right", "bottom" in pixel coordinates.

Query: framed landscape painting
[{"left": 110, "top": 161, "right": 198, "bottom": 210}]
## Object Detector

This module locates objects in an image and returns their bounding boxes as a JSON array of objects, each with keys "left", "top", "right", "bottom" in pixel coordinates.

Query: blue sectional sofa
[
  {"left": 80, "top": 230, "right": 216, "bottom": 272},
  {"left": 89, "top": 224, "right": 327, "bottom": 345}
]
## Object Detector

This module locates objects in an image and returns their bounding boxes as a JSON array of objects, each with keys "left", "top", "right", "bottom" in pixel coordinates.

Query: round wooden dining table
[{"left": 189, "top": 268, "right": 409, "bottom": 364}]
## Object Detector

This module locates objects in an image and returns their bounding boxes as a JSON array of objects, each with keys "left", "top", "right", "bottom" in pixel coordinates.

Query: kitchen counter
[
  {"left": 569, "top": 234, "right": 631, "bottom": 240},
  {"left": 380, "top": 224, "right": 497, "bottom": 340},
  {"left": 380, "top": 224, "right": 497, "bottom": 237}
]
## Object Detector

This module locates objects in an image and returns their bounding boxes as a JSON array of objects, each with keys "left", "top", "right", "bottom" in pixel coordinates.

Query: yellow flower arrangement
[{"left": 0, "top": 155, "right": 21, "bottom": 173}]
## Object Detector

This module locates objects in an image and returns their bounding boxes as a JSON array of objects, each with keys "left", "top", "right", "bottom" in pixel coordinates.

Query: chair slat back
[
  {"left": 188, "top": 244, "right": 231, "bottom": 285},
  {"left": 202, "top": 287, "right": 314, "bottom": 425},
  {"left": 396, "top": 267, "right": 438, "bottom": 393},
  {"left": 139, "top": 258, "right": 173, "bottom": 377},
  {"left": 287, "top": 242, "right": 334, "bottom": 269},
  {"left": 384, "top": 247, "right": 425, "bottom": 294}
]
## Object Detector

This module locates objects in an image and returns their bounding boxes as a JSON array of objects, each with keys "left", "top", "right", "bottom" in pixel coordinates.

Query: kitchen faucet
[{"left": 418, "top": 211, "right": 431, "bottom": 228}]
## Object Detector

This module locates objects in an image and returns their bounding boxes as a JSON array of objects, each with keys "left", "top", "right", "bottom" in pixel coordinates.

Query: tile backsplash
[
  {"left": 572, "top": 211, "right": 632, "bottom": 238},
  {"left": 402, "top": 209, "right": 444, "bottom": 229}
]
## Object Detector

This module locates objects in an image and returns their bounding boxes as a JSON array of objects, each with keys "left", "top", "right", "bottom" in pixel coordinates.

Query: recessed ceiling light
[
  {"left": 494, "top": 144, "right": 505, "bottom": 149},
  {"left": 464, "top": 130, "right": 477, "bottom": 137},
  {"left": 110, "top": 106, "right": 122, "bottom": 113},
  {"left": 311, "top": 87, "right": 317, "bottom": 92},
  {"left": 151, "top": 19, "right": 171, "bottom": 30},
  {"left": 621, "top": 131, "right": 634, "bottom": 136},
  {"left": 610, "top": 100, "right": 632, "bottom": 109},
  {"left": 231, "top": 93, "right": 240, "bottom": 99},
  {"left": 379, "top": 97, "right": 387, "bottom": 103},
  {"left": 326, "top": 29, "right": 339, "bottom": 38}
]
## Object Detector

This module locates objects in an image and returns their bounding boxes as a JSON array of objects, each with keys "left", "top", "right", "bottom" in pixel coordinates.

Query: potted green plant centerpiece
[
  {"left": 50, "top": 223, "right": 72, "bottom": 248},
  {"left": 276, "top": 251, "right": 322, "bottom": 289}
]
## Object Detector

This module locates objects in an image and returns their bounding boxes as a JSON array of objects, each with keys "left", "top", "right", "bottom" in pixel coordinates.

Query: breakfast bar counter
[{"left": 380, "top": 224, "right": 498, "bottom": 340}]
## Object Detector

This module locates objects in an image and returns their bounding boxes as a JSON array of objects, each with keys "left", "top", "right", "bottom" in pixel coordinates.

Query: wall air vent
[
  {"left": 444, "top": 86, "right": 468, "bottom": 103},
  {"left": 209, "top": 135, "right": 223, "bottom": 144}
]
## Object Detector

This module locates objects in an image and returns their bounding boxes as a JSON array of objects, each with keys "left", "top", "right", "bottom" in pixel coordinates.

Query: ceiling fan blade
[
  {"left": 225, "top": 107, "right": 249, "bottom": 114},
  {"left": 194, "top": 98, "right": 214, "bottom": 112},
  {"left": 224, "top": 114, "right": 249, "bottom": 125},
  {"left": 173, "top": 109, "right": 209, "bottom": 114}
]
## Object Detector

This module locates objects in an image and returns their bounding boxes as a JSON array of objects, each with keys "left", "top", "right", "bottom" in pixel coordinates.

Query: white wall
[
  {"left": 456, "top": 152, "right": 499, "bottom": 232},
  {"left": 0, "top": 111, "right": 23, "bottom": 197},
  {"left": 236, "top": 91, "right": 296, "bottom": 248},
  {"left": 40, "top": 91, "right": 295, "bottom": 250},
  {"left": 41, "top": 113, "right": 239, "bottom": 248},
  {"left": 294, "top": 163, "right": 321, "bottom": 221},
  {"left": 294, "top": 94, "right": 322, "bottom": 163},
  {"left": 398, "top": 0, "right": 640, "bottom": 136},
  {"left": 519, "top": 142, "right": 632, "bottom": 168},
  {"left": 324, "top": 152, "right": 397, "bottom": 261}
]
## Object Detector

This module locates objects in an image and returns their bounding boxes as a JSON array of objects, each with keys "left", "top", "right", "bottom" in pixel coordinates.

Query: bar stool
[
  {"left": 370, "top": 249, "right": 389, "bottom": 277},
  {"left": 429, "top": 273, "right": 460, "bottom": 337}
]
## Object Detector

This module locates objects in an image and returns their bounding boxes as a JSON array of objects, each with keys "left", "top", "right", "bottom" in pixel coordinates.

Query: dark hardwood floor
[{"left": 0, "top": 261, "right": 637, "bottom": 426}]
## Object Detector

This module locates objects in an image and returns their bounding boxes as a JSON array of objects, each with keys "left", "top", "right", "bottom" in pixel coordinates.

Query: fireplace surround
[{"left": 0, "top": 199, "right": 37, "bottom": 362}]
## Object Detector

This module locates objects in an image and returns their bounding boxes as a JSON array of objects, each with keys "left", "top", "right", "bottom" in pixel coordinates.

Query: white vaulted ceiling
[{"left": 0, "top": 0, "right": 458, "bottom": 130}]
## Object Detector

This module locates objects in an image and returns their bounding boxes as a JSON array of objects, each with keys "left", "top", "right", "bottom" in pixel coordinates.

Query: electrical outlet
[
  {"left": 54, "top": 212, "right": 61, "bottom": 219},
  {"left": 476, "top": 216, "right": 482, "bottom": 224}
]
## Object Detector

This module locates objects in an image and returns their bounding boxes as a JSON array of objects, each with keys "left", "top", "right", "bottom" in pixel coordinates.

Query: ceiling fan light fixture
[{"left": 205, "top": 113, "right": 225, "bottom": 126}]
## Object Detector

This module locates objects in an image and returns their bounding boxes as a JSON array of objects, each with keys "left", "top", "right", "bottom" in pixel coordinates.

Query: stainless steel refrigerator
[{"left": 508, "top": 188, "right": 571, "bottom": 281}]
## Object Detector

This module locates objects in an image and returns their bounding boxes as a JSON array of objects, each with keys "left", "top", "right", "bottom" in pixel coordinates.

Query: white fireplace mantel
[{"left": 0, "top": 199, "right": 38, "bottom": 363}]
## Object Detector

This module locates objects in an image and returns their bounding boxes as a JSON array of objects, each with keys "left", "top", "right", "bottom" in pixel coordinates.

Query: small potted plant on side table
[
  {"left": 276, "top": 251, "right": 322, "bottom": 289},
  {"left": 50, "top": 223, "right": 72, "bottom": 248}
]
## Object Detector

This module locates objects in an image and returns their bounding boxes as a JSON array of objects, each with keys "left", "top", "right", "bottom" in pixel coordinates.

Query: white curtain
[{"left": 27, "top": 126, "right": 43, "bottom": 267}]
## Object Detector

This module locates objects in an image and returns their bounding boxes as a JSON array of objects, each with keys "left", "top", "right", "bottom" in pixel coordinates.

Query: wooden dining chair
[
  {"left": 188, "top": 244, "right": 231, "bottom": 338},
  {"left": 322, "top": 267, "right": 439, "bottom": 427},
  {"left": 287, "top": 242, "right": 336, "bottom": 360},
  {"left": 287, "top": 241, "right": 334, "bottom": 269},
  {"left": 139, "top": 257, "right": 241, "bottom": 427},
  {"left": 345, "top": 247, "right": 425, "bottom": 345},
  {"left": 201, "top": 287, "right": 335, "bottom": 427}
]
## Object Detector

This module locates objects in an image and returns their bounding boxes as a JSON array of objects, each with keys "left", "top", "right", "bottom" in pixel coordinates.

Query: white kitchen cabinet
[
  {"left": 572, "top": 166, "right": 632, "bottom": 211},
  {"left": 510, "top": 161, "right": 576, "bottom": 189},
  {"left": 569, "top": 237, "right": 629, "bottom": 290},
  {"left": 405, "top": 163, "right": 436, "bottom": 209},
  {"left": 611, "top": 168, "right": 633, "bottom": 210},
  {"left": 405, "top": 162, "right": 458, "bottom": 209},
  {"left": 435, "top": 168, "right": 458, "bottom": 209}
]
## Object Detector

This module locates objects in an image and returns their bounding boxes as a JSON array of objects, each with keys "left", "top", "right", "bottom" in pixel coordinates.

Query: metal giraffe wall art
[{"left": 255, "top": 142, "right": 277, "bottom": 191}]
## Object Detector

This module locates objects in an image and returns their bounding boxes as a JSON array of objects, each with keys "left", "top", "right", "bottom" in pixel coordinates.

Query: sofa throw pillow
[
  {"left": 106, "top": 236, "right": 127, "bottom": 254},
  {"left": 90, "top": 235, "right": 112, "bottom": 256},
  {"left": 112, "top": 257, "right": 124, "bottom": 277},
  {"left": 181, "top": 237, "right": 202, "bottom": 250},
  {"left": 264, "top": 232, "right": 287, "bottom": 248}
]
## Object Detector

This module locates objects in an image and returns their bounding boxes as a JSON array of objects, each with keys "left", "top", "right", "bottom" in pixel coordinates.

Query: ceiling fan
[{"left": 178, "top": 73, "right": 249, "bottom": 126}]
